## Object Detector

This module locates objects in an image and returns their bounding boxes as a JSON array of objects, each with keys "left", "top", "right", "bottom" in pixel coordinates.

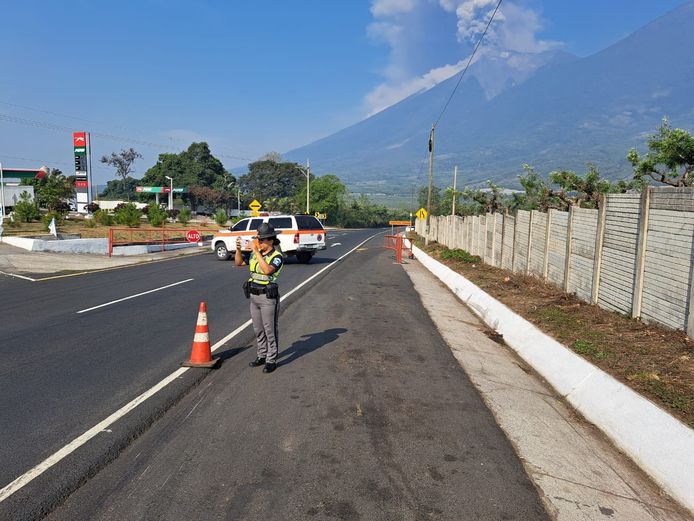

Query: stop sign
[{"left": 186, "top": 230, "right": 201, "bottom": 243}]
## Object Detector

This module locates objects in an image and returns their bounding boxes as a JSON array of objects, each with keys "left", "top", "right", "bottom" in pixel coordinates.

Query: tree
[
  {"left": 628, "top": 118, "right": 694, "bottom": 187},
  {"left": 141, "top": 142, "right": 234, "bottom": 208},
  {"left": 99, "top": 177, "right": 140, "bottom": 200},
  {"left": 26, "top": 168, "right": 74, "bottom": 213},
  {"left": 295, "top": 174, "right": 347, "bottom": 223},
  {"left": 549, "top": 164, "right": 634, "bottom": 210},
  {"left": 417, "top": 186, "right": 442, "bottom": 216},
  {"left": 101, "top": 148, "right": 142, "bottom": 200},
  {"left": 460, "top": 182, "right": 509, "bottom": 214},
  {"left": 239, "top": 159, "right": 305, "bottom": 204}
]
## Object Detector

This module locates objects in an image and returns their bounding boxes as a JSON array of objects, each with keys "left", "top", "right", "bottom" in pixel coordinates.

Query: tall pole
[
  {"left": 425, "top": 124, "right": 435, "bottom": 245},
  {"left": 451, "top": 166, "right": 458, "bottom": 216},
  {"left": 169, "top": 178, "right": 173, "bottom": 210},
  {"left": 237, "top": 187, "right": 241, "bottom": 215},
  {"left": 0, "top": 162, "right": 5, "bottom": 221},
  {"left": 86, "top": 132, "right": 93, "bottom": 204},
  {"left": 306, "top": 158, "right": 311, "bottom": 214}
]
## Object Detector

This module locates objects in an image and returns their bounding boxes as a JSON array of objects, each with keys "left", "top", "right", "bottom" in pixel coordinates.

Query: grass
[{"left": 414, "top": 235, "right": 694, "bottom": 427}]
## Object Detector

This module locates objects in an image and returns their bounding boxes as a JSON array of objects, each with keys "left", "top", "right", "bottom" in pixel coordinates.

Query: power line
[
  {"left": 434, "top": 0, "right": 503, "bottom": 127},
  {"left": 0, "top": 112, "right": 254, "bottom": 163}
]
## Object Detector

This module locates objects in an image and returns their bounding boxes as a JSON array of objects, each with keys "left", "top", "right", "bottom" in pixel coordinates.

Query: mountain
[{"left": 284, "top": 2, "right": 694, "bottom": 195}]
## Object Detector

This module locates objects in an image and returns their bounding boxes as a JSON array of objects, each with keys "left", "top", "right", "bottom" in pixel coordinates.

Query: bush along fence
[{"left": 416, "top": 187, "right": 694, "bottom": 337}]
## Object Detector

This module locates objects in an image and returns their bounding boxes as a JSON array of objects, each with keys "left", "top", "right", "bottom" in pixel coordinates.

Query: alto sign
[{"left": 186, "top": 230, "right": 201, "bottom": 243}]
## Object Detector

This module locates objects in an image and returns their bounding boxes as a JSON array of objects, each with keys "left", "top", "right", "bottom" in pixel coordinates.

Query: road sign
[
  {"left": 388, "top": 220, "right": 410, "bottom": 226},
  {"left": 315, "top": 212, "right": 327, "bottom": 220},
  {"left": 415, "top": 208, "right": 428, "bottom": 220},
  {"left": 186, "top": 230, "right": 201, "bottom": 243},
  {"left": 249, "top": 199, "right": 262, "bottom": 211}
]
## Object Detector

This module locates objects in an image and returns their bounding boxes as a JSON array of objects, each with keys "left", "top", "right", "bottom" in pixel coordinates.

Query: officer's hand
[{"left": 250, "top": 239, "right": 260, "bottom": 253}]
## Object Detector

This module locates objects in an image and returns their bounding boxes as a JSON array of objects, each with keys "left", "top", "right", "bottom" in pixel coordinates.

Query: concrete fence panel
[
  {"left": 547, "top": 209, "right": 568, "bottom": 286},
  {"left": 515, "top": 210, "right": 531, "bottom": 273},
  {"left": 529, "top": 210, "right": 547, "bottom": 277},
  {"left": 598, "top": 194, "right": 641, "bottom": 315},
  {"left": 569, "top": 207, "right": 599, "bottom": 303},
  {"left": 501, "top": 215, "right": 515, "bottom": 270}
]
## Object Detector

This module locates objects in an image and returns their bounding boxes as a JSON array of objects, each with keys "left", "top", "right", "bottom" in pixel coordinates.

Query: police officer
[{"left": 235, "top": 222, "right": 284, "bottom": 373}]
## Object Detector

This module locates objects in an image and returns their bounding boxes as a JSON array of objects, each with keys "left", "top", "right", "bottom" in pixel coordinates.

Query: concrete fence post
[
  {"left": 526, "top": 210, "right": 534, "bottom": 275},
  {"left": 543, "top": 210, "right": 552, "bottom": 281},
  {"left": 491, "top": 213, "right": 498, "bottom": 267},
  {"left": 500, "top": 212, "right": 507, "bottom": 268},
  {"left": 632, "top": 187, "right": 652, "bottom": 319},
  {"left": 591, "top": 196, "right": 607, "bottom": 305},
  {"left": 563, "top": 206, "right": 575, "bottom": 292}
]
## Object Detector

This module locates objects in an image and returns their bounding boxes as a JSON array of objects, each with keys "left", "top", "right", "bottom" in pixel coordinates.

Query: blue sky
[{"left": 0, "top": 0, "right": 687, "bottom": 185}]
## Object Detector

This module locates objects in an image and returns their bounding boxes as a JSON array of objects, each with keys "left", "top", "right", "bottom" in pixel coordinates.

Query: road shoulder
[{"left": 403, "top": 258, "right": 692, "bottom": 520}]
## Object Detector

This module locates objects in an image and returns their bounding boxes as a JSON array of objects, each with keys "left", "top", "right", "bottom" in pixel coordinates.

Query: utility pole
[
  {"left": 306, "top": 158, "right": 311, "bottom": 214},
  {"left": 237, "top": 188, "right": 241, "bottom": 215},
  {"left": 425, "top": 123, "right": 435, "bottom": 245},
  {"left": 451, "top": 166, "right": 458, "bottom": 216}
]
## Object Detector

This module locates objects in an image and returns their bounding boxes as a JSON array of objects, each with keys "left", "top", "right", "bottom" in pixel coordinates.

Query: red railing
[
  {"left": 384, "top": 234, "right": 413, "bottom": 264},
  {"left": 107, "top": 228, "right": 212, "bottom": 257}
]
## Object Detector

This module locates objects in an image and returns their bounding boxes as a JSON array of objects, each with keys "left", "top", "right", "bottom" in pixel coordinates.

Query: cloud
[{"left": 364, "top": 0, "right": 562, "bottom": 115}]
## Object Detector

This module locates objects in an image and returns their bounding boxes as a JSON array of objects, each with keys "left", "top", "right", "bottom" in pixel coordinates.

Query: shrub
[
  {"left": 177, "top": 207, "right": 191, "bottom": 225},
  {"left": 114, "top": 202, "right": 142, "bottom": 228},
  {"left": 146, "top": 203, "right": 168, "bottom": 227},
  {"left": 13, "top": 192, "right": 41, "bottom": 222},
  {"left": 86, "top": 202, "right": 100, "bottom": 214},
  {"left": 94, "top": 209, "right": 114, "bottom": 226},
  {"left": 43, "top": 211, "right": 65, "bottom": 231},
  {"left": 439, "top": 248, "right": 481, "bottom": 263},
  {"left": 214, "top": 209, "right": 228, "bottom": 226}
]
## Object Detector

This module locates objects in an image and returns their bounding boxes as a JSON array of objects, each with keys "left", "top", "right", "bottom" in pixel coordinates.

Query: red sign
[
  {"left": 75, "top": 180, "right": 89, "bottom": 188},
  {"left": 73, "top": 132, "right": 87, "bottom": 147},
  {"left": 186, "top": 230, "right": 201, "bottom": 243}
]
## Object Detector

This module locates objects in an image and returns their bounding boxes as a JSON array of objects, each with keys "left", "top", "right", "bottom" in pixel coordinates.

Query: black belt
[{"left": 249, "top": 287, "right": 267, "bottom": 295}]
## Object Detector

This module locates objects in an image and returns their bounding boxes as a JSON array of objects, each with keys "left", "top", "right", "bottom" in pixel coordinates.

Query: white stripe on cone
[
  {"left": 193, "top": 332, "right": 209, "bottom": 343},
  {"left": 197, "top": 313, "right": 208, "bottom": 325}
]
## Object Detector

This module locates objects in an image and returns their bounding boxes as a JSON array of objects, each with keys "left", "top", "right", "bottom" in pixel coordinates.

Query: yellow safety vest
[{"left": 248, "top": 249, "right": 283, "bottom": 285}]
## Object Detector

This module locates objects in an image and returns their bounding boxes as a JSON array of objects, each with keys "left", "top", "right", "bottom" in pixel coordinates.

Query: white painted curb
[{"left": 412, "top": 244, "right": 694, "bottom": 513}]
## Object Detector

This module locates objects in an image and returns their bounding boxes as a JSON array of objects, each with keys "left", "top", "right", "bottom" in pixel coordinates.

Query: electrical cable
[{"left": 433, "top": 0, "right": 503, "bottom": 127}]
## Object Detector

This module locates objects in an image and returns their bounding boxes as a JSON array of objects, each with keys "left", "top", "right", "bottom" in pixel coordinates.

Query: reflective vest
[{"left": 248, "top": 249, "right": 283, "bottom": 285}]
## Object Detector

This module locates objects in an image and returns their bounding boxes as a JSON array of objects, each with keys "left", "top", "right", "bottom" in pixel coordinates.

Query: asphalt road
[
  {"left": 44, "top": 235, "right": 549, "bottom": 520},
  {"left": 0, "top": 229, "right": 377, "bottom": 517}
]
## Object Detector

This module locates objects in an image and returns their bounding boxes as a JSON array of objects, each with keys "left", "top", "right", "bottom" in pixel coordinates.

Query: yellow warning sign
[
  {"left": 415, "top": 207, "right": 428, "bottom": 220},
  {"left": 249, "top": 199, "right": 262, "bottom": 211}
]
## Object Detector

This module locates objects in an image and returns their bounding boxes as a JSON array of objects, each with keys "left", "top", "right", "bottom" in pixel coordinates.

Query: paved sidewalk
[
  {"left": 0, "top": 242, "right": 208, "bottom": 277},
  {"left": 403, "top": 259, "right": 692, "bottom": 520}
]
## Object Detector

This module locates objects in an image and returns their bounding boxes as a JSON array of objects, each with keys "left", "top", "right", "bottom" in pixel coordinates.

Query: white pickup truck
[{"left": 212, "top": 214, "right": 327, "bottom": 263}]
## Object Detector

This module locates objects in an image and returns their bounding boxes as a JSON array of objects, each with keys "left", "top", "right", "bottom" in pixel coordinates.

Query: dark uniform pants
[{"left": 250, "top": 292, "right": 280, "bottom": 362}]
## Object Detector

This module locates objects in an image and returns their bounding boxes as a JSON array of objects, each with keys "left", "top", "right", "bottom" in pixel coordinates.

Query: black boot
[
  {"left": 263, "top": 362, "right": 277, "bottom": 373},
  {"left": 249, "top": 357, "right": 266, "bottom": 367}
]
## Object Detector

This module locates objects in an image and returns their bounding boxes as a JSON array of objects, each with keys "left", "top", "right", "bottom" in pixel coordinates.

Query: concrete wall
[{"left": 416, "top": 187, "right": 694, "bottom": 336}]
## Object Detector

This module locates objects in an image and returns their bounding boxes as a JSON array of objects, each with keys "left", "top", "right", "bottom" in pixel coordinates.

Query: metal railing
[
  {"left": 384, "top": 234, "right": 413, "bottom": 264},
  {"left": 107, "top": 228, "right": 212, "bottom": 257}
]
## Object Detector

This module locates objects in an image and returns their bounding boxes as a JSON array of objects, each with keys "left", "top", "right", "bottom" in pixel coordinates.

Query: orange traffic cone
[{"left": 183, "top": 302, "right": 219, "bottom": 368}]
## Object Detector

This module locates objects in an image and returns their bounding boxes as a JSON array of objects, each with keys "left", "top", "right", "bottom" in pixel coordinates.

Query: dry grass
[{"left": 416, "top": 237, "right": 694, "bottom": 428}]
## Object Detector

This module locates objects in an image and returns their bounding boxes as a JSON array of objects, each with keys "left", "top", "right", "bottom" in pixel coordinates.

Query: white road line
[
  {"left": 0, "top": 231, "right": 384, "bottom": 503},
  {"left": 0, "top": 271, "right": 36, "bottom": 282},
  {"left": 330, "top": 243, "right": 342, "bottom": 247},
  {"left": 76, "top": 279, "right": 194, "bottom": 314}
]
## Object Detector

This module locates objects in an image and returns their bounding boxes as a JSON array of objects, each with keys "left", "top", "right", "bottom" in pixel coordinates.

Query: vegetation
[
  {"left": 12, "top": 191, "right": 41, "bottom": 223},
  {"left": 628, "top": 118, "right": 694, "bottom": 187},
  {"left": 113, "top": 203, "right": 142, "bottom": 227},
  {"left": 99, "top": 177, "right": 139, "bottom": 200},
  {"left": 438, "top": 248, "right": 481, "bottom": 263},
  {"left": 100, "top": 148, "right": 143, "bottom": 200},
  {"left": 177, "top": 207, "right": 192, "bottom": 224},
  {"left": 42, "top": 211, "right": 64, "bottom": 231},
  {"left": 214, "top": 209, "right": 228, "bottom": 226},
  {"left": 145, "top": 203, "right": 168, "bottom": 227}
]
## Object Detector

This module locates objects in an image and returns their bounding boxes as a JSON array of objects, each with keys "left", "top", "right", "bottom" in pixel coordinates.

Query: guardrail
[
  {"left": 384, "top": 234, "right": 413, "bottom": 264},
  {"left": 107, "top": 228, "right": 212, "bottom": 257}
]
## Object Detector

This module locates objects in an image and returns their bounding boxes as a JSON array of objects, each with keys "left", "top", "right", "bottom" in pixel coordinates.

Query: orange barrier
[
  {"left": 107, "top": 227, "right": 213, "bottom": 257},
  {"left": 384, "top": 234, "right": 413, "bottom": 264},
  {"left": 182, "top": 302, "right": 219, "bottom": 368}
]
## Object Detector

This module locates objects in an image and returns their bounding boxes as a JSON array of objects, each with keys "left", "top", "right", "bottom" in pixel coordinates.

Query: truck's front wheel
[{"left": 215, "top": 242, "right": 230, "bottom": 261}]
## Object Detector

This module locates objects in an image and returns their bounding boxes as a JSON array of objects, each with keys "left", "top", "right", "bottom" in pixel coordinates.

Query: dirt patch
[{"left": 415, "top": 237, "right": 694, "bottom": 428}]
